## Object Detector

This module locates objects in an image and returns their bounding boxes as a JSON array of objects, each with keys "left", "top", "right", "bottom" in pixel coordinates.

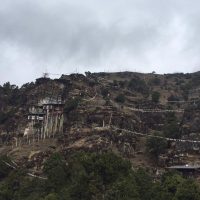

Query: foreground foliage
[{"left": 0, "top": 152, "right": 200, "bottom": 200}]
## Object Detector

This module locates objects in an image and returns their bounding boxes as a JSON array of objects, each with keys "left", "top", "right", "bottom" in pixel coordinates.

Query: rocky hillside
[{"left": 0, "top": 71, "right": 200, "bottom": 176}]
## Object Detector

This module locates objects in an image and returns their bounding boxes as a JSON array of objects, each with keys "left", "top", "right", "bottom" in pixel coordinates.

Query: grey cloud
[{"left": 0, "top": 0, "right": 200, "bottom": 85}]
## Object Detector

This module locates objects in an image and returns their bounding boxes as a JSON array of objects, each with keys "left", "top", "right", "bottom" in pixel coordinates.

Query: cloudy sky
[{"left": 0, "top": 0, "right": 200, "bottom": 85}]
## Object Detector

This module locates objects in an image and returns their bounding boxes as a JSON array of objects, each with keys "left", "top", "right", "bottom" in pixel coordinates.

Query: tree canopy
[{"left": 0, "top": 152, "right": 200, "bottom": 200}]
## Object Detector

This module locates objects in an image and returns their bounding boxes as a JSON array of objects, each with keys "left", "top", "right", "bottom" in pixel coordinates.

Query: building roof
[
  {"left": 167, "top": 164, "right": 200, "bottom": 170},
  {"left": 38, "top": 97, "right": 64, "bottom": 106}
]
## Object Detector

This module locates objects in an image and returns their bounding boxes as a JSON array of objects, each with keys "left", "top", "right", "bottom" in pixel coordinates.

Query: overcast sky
[{"left": 0, "top": 0, "right": 200, "bottom": 85}]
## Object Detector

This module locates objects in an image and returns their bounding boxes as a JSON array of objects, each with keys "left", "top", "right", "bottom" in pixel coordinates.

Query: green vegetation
[
  {"left": 115, "top": 94, "right": 125, "bottom": 103},
  {"left": 0, "top": 156, "right": 12, "bottom": 180},
  {"left": 146, "top": 133, "right": 168, "bottom": 160},
  {"left": 128, "top": 77, "right": 149, "bottom": 96},
  {"left": 0, "top": 82, "right": 27, "bottom": 107},
  {"left": 1, "top": 72, "right": 200, "bottom": 199},
  {"left": 163, "top": 113, "right": 181, "bottom": 139},
  {"left": 180, "top": 83, "right": 190, "bottom": 100},
  {"left": 164, "top": 123, "right": 180, "bottom": 139},
  {"left": 101, "top": 87, "right": 109, "bottom": 98},
  {"left": 64, "top": 98, "right": 80, "bottom": 114},
  {"left": 149, "top": 77, "right": 161, "bottom": 86},
  {"left": 151, "top": 91, "right": 160, "bottom": 103},
  {"left": 167, "top": 95, "right": 180, "bottom": 102},
  {"left": 0, "top": 152, "right": 200, "bottom": 200}
]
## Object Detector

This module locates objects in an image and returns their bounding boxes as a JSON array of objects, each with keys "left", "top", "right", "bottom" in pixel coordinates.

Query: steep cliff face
[{"left": 0, "top": 71, "right": 200, "bottom": 171}]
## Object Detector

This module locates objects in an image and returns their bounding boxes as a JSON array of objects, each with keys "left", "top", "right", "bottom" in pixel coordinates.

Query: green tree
[
  {"left": 151, "top": 91, "right": 160, "bottom": 103},
  {"left": 149, "top": 77, "right": 161, "bottom": 86},
  {"left": 174, "top": 179, "right": 200, "bottom": 200},
  {"left": 128, "top": 77, "right": 149, "bottom": 96},
  {"left": 101, "top": 88, "right": 109, "bottom": 98},
  {"left": 146, "top": 134, "right": 168, "bottom": 160},
  {"left": 164, "top": 123, "right": 180, "bottom": 139},
  {"left": 134, "top": 168, "right": 153, "bottom": 200},
  {"left": 64, "top": 98, "right": 80, "bottom": 114},
  {"left": 149, "top": 183, "right": 171, "bottom": 200},
  {"left": 44, "top": 153, "right": 69, "bottom": 191},
  {"left": 115, "top": 94, "right": 125, "bottom": 103},
  {"left": 0, "top": 155, "right": 12, "bottom": 180},
  {"left": 164, "top": 113, "right": 180, "bottom": 139},
  {"left": 105, "top": 177, "right": 140, "bottom": 200},
  {"left": 44, "top": 193, "right": 59, "bottom": 200},
  {"left": 162, "top": 173, "right": 184, "bottom": 196}
]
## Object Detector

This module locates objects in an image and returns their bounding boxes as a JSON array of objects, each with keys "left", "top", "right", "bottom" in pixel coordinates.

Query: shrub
[
  {"left": 164, "top": 122, "right": 180, "bottom": 139},
  {"left": 64, "top": 98, "right": 80, "bottom": 114},
  {"left": 101, "top": 88, "right": 109, "bottom": 98},
  {"left": 167, "top": 95, "right": 180, "bottom": 102},
  {"left": 174, "top": 179, "right": 200, "bottom": 200},
  {"left": 0, "top": 156, "right": 12, "bottom": 180},
  {"left": 44, "top": 153, "right": 69, "bottom": 190},
  {"left": 163, "top": 113, "right": 181, "bottom": 139},
  {"left": 146, "top": 134, "right": 168, "bottom": 160},
  {"left": 128, "top": 77, "right": 149, "bottom": 95},
  {"left": 1, "top": 152, "right": 200, "bottom": 200},
  {"left": 115, "top": 94, "right": 125, "bottom": 103},
  {"left": 149, "top": 77, "right": 161, "bottom": 86},
  {"left": 151, "top": 91, "right": 160, "bottom": 103}
]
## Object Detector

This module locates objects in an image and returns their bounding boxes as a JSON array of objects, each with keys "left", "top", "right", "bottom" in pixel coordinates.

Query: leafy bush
[
  {"left": 44, "top": 193, "right": 59, "bottom": 200},
  {"left": 174, "top": 179, "right": 200, "bottom": 200},
  {"left": 163, "top": 113, "right": 181, "bottom": 139},
  {"left": 0, "top": 156, "right": 12, "bottom": 180},
  {"left": 149, "top": 77, "right": 161, "bottom": 86},
  {"left": 146, "top": 134, "right": 168, "bottom": 160},
  {"left": 115, "top": 94, "right": 125, "bottom": 103},
  {"left": 164, "top": 123, "right": 180, "bottom": 139},
  {"left": 128, "top": 77, "right": 149, "bottom": 96},
  {"left": 64, "top": 98, "right": 80, "bottom": 114},
  {"left": 88, "top": 79, "right": 98, "bottom": 87},
  {"left": 1, "top": 152, "right": 200, "bottom": 200},
  {"left": 44, "top": 153, "right": 69, "bottom": 190},
  {"left": 167, "top": 95, "right": 180, "bottom": 102},
  {"left": 151, "top": 91, "right": 160, "bottom": 103},
  {"left": 118, "top": 81, "right": 126, "bottom": 88},
  {"left": 101, "top": 88, "right": 109, "bottom": 98}
]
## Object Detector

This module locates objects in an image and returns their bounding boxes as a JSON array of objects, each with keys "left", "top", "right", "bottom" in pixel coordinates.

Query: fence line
[
  {"left": 111, "top": 126, "right": 200, "bottom": 143},
  {"left": 126, "top": 107, "right": 185, "bottom": 113}
]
